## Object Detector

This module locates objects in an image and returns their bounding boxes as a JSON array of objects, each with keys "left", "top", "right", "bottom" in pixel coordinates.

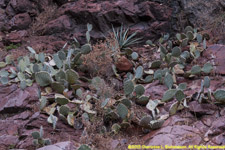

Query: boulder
[
  {"left": 8, "top": 13, "right": 32, "bottom": 31},
  {"left": 5, "top": 0, "right": 34, "bottom": 17}
]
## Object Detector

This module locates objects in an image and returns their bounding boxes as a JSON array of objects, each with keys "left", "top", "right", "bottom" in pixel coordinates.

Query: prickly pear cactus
[{"left": 35, "top": 71, "right": 53, "bottom": 87}]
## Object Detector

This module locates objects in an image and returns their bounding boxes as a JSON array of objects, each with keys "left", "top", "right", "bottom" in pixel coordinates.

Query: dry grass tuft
[
  {"left": 31, "top": 4, "right": 58, "bottom": 35},
  {"left": 82, "top": 35, "right": 120, "bottom": 78}
]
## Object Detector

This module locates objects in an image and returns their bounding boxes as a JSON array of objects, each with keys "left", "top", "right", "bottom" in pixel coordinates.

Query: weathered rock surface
[
  {"left": 144, "top": 125, "right": 202, "bottom": 147},
  {"left": 0, "top": 84, "right": 39, "bottom": 113},
  {"left": 37, "top": 141, "right": 79, "bottom": 150},
  {"left": 0, "top": 0, "right": 173, "bottom": 54},
  {"left": 8, "top": 13, "right": 32, "bottom": 31},
  {"left": 203, "top": 44, "right": 225, "bottom": 75},
  {"left": 115, "top": 56, "right": 133, "bottom": 71}
]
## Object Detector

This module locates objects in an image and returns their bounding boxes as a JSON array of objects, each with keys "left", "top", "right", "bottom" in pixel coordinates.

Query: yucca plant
[{"left": 112, "top": 25, "right": 142, "bottom": 50}]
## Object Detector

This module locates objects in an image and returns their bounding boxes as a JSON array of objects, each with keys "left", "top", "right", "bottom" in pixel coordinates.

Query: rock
[
  {"left": 0, "top": 8, "right": 7, "bottom": 30},
  {"left": 37, "top": 141, "right": 79, "bottom": 150},
  {"left": 180, "top": 0, "right": 224, "bottom": 28},
  {"left": 0, "top": 135, "right": 19, "bottom": 149},
  {"left": 211, "top": 134, "right": 225, "bottom": 145},
  {"left": 8, "top": 13, "right": 32, "bottom": 31},
  {"left": 0, "top": 0, "right": 8, "bottom": 8},
  {"left": 145, "top": 125, "right": 202, "bottom": 147},
  {"left": 0, "top": 84, "right": 39, "bottom": 113},
  {"left": 193, "top": 121, "right": 209, "bottom": 134},
  {"left": 39, "top": 15, "right": 73, "bottom": 35},
  {"left": 188, "top": 101, "right": 217, "bottom": 115},
  {"left": 54, "top": 0, "right": 172, "bottom": 42},
  {"left": 5, "top": 0, "right": 35, "bottom": 17},
  {"left": 206, "top": 115, "right": 225, "bottom": 136},
  {"left": 4, "top": 30, "right": 27, "bottom": 44},
  {"left": 144, "top": 81, "right": 168, "bottom": 100},
  {"left": 0, "top": 49, "right": 7, "bottom": 61},
  {"left": 115, "top": 56, "right": 133, "bottom": 71},
  {"left": 203, "top": 44, "right": 225, "bottom": 75}
]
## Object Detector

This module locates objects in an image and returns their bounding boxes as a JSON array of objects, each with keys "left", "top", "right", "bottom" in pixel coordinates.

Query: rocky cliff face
[{"left": 0, "top": 0, "right": 224, "bottom": 55}]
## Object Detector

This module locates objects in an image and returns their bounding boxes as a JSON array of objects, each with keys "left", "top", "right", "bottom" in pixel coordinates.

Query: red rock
[
  {"left": 0, "top": 135, "right": 19, "bottom": 149},
  {"left": 4, "top": 30, "right": 27, "bottom": 43},
  {"left": 37, "top": 141, "right": 79, "bottom": 150},
  {"left": 115, "top": 56, "right": 133, "bottom": 71},
  {"left": 202, "top": 44, "right": 225, "bottom": 75},
  {"left": 8, "top": 13, "right": 31, "bottom": 31},
  {"left": 39, "top": 15, "right": 73, "bottom": 35},
  {"left": 0, "top": 84, "right": 38, "bottom": 113},
  {"left": 54, "top": 0, "right": 172, "bottom": 42},
  {"left": 144, "top": 81, "right": 168, "bottom": 100},
  {"left": 6, "top": 0, "right": 34, "bottom": 17},
  {"left": 188, "top": 101, "right": 217, "bottom": 115},
  {"left": 145, "top": 125, "right": 202, "bottom": 147}
]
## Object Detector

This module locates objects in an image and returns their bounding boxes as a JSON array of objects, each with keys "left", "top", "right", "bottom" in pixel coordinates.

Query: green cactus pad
[
  {"left": 0, "top": 62, "right": 6, "bottom": 68},
  {"left": 150, "top": 60, "right": 161, "bottom": 69},
  {"left": 78, "top": 144, "right": 91, "bottom": 150},
  {"left": 66, "top": 69, "right": 79, "bottom": 84},
  {"left": 121, "top": 99, "right": 132, "bottom": 108},
  {"left": 81, "top": 44, "right": 92, "bottom": 54},
  {"left": 139, "top": 116, "right": 153, "bottom": 128},
  {"left": 160, "top": 45, "right": 167, "bottom": 54},
  {"left": 53, "top": 54, "right": 63, "bottom": 69},
  {"left": 197, "top": 34, "right": 202, "bottom": 43},
  {"left": 55, "top": 94, "right": 70, "bottom": 105},
  {"left": 169, "top": 101, "right": 179, "bottom": 115},
  {"left": 135, "top": 66, "right": 144, "bottom": 79},
  {"left": 0, "top": 77, "right": 8, "bottom": 85},
  {"left": 161, "top": 89, "right": 177, "bottom": 102},
  {"left": 202, "top": 63, "right": 213, "bottom": 74},
  {"left": 35, "top": 71, "right": 52, "bottom": 87},
  {"left": 136, "top": 96, "right": 149, "bottom": 105},
  {"left": 203, "top": 76, "right": 210, "bottom": 88},
  {"left": 31, "top": 131, "right": 41, "bottom": 139},
  {"left": 116, "top": 103, "right": 128, "bottom": 119},
  {"left": 178, "top": 83, "right": 187, "bottom": 90},
  {"left": 131, "top": 52, "right": 139, "bottom": 60},
  {"left": 191, "top": 65, "right": 201, "bottom": 75},
  {"left": 164, "top": 73, "right": 173, "bottom": 89},
  {"left": 175, "top": 90, "right": 185, "bottom": 101},
  {"left": 171, "top": 46, "right": 181, "bottom": 57},
  {"left": 149, "top": 119, "right": 164, "bottom": 130},
  {"left": 176, "top": 33, "right": 181, "bottom": 41},
  {"left": 213, "top": 90, "right": 225, "bottom": 103},
  {"left": 58, "top": 51, "right": 66, "bottom": 60},
  {"left": 187, "top": 31, "right": 194, "bottom": 40},
  {"left": 51, "top": 82, "right": 65, "bottom": 94},
  {"left": 184, "top": 26, "right": 194, "bottom": 33},
  {"left": 134, "top": 84, "right": 145, "bottom": 97},
  {"left": 59, "top": 105, "right": 70, "bottom": 116},
  {"left": 181, "top": 38, "right": 188, "bottom": 47},
  {"left": 124, "top": 80, "right": 134, "bottom": 96}
]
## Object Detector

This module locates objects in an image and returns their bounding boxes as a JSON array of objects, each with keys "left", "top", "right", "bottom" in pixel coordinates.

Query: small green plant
[
  {"left": 78, "top": 144, "right": 92, "bottom": 150},
  {"left": 32, "top": 126, "right": 51, "bottom": 147},
  {"left": 213, "top": 89, "right": 225, "bottom": 103},
  {"left": 112, "top": 25, "right": 142, "bottom": 51},
  {"left": 5, "top": 43, "right": 21, "bottom": 51}
]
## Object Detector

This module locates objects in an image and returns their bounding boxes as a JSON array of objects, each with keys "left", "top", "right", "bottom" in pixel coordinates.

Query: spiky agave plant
[{"left": 112, "top": 25, "right": 142, "bottom": 50}]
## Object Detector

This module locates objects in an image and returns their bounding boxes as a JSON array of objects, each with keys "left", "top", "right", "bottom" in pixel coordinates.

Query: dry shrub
[
  {"left": 82, "top": 35, "right": 120, "bottom": 78},
  {"left": 31, "top": 4, "right": 57, "bottom": 35}
]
